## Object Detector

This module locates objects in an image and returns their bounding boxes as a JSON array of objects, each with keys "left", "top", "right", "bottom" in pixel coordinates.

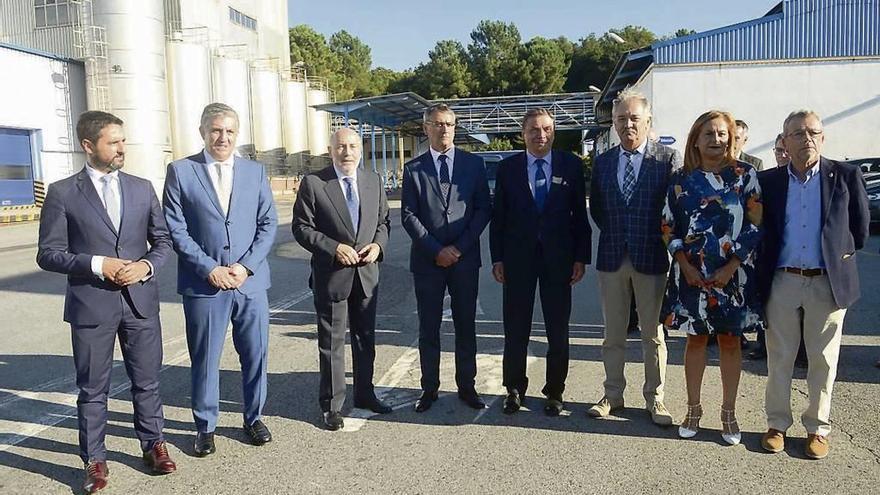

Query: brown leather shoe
[
  {"left": 805, "top": 434, "right": 829, "bottom": 459},
  {"left": 83, "top": 461, "right": 109, "bottom": 494},
  {"left": 761, "top": 429, "right": 785, "bottom": 453},
  {"left": 143, "top": 440, "right": 177, "bottom": 474}
]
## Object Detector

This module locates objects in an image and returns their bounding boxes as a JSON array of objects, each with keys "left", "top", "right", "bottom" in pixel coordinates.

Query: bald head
[{"left": 329, "top": 127, "right": 362, "bottom": 175}]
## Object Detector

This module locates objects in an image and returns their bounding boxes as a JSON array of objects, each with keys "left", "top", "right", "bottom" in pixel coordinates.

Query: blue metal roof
[{"left": 653, "top": 0, "right": 880, "bottom": 65}]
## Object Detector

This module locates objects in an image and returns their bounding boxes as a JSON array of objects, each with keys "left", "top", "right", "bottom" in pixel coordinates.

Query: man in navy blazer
[
  {"left": 38, "top": 111, "right": 176, "bottom": 493},
  {"left": 489, "top": 108, "right": 591, "bottom": 416},
  {"left": 163, "top": 103, "right": 278, "bottom": 454},
  {"left": 757, "top": 110, "right": 869, "bottom": 459},
  {"left": 401, "top": 104, "right": 491, "bottom": 413},
  {"left": 587, "top": 89, "right": 680, "bottom": 426}
]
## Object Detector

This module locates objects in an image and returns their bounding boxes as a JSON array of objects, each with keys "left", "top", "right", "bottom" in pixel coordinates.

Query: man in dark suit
[
  {"left": 735, "top": 119, "right": 764, "bottom": 170},
  {"left": 587, "top": 89, "right": 681, "bottom": 426},
  {"left": 37, "top": 111, "right": 176, "bottom": 494},
  {"left": 489, "top": 108, "right": 591, "bottom": 416},
  {"left": 292, "top": 127, "right": 392, "bottom": 430},
  {"left": 401, "top": 104, "right": 491, "bottom": 413},
  {"left": 163, "top": 103, "right": 278, "bottom": 455},
  {"left": 757, "top": 110, "right": 869, "bottom": 459}
]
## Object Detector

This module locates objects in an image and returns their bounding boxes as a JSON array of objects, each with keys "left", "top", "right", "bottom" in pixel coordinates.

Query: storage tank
[
  {"left": 282, "top": 80, "right": 309, "bottom": 154},
  {"left": 92, "top": 0, "right": 171, "bottom": 188},
  {"left": 212, "top": 56, "right": 253, "bottom": 153},
  {"left": 307, "top": 88, "right": 330, "bottom": 156},
  {"left": 166, "top": 41, "right": 211, "bottom": 159},
  {"left": 250, "top": 69, "right": 283, "bottom": 153}
]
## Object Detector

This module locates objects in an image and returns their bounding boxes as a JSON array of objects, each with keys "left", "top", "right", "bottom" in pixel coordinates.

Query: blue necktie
[
  {"left": 534, "top": 158, "right": 548, "bottom": 212},
  {"left": 621, "top": 151, "right": 637, "bottom": 203},
  {"left": 438, "top": 154, "right": 450, "bottom": 204},
  {"left": 343, "top": 176, "right": 359, "bottom": 230}
]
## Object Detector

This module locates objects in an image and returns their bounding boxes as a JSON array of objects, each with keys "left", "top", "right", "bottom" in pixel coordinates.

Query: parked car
[
  {"left": 867, "top": 180, "right": 880, "bottom": 225},
  {"left": 847, "top": 157, "right": 880, "bottom": 174},
  {"left": 474, "top": 151, "right": 520, "bottom": 201}
]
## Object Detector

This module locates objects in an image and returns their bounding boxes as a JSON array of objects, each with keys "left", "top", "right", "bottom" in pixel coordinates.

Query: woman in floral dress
[{"left": 661, "top": 110, "right": 763, "bottom": 446}]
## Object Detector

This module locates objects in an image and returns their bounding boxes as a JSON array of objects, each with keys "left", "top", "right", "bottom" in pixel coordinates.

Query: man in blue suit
[
  {"left": 401, "top": 104, "right": 491, "bottom": 413},
  {"left": 163, "top": 103, "right": 278, "bottom": 455},
  {"left": 587, "top": 89, "right": 680, "bottom": 426},
  {"left": 758, "top": 110, "right": 869, "bottom": 459},
  {"left": 38, "top": 111, "right": 176, "bottom": 494},
  {"left": 489, "top": 108, "right": 591, "bottom": 416}
]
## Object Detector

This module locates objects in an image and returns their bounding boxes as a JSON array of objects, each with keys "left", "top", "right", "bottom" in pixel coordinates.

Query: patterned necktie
[
  {"left": 216, "top": 163, "right": 232, "bottom": 215},
  {"left": 101, "top": 174, "right": 120, "bottom": 231},
  {"left": 438, "top": 154, "right": 450, "bottom": 204},
  {"left": 343, "top": 176, "right": 359, "bottom": 230},
  {"left": 534, "top": 158, "right": 548, "bottom": 212},
  {"left": 621, "top": 151, "right": 637, "bottom": 203}
]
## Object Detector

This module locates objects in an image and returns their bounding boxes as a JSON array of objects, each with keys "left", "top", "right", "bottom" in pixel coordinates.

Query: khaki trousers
[
  {"left": 765, "top": 271, "right": 845, "bottom": 436},
  {"left": 597, "top": 255, "right": 667, "bottom": 405}
]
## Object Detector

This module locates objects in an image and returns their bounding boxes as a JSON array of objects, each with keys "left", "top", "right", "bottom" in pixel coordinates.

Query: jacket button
[
  {"left": 225, "top": 221, "right": 231, "bottom": 226},
  {"left": 223, "top": 246, "right": 230, "bottom": 250}
]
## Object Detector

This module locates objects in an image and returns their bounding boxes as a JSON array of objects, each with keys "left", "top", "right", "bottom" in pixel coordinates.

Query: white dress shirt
[
  {"left": 617, "top": 139, "right": 648, "bottom": 193},
  {"left": 526, "top": 151, "right": 553, "bottom": 197},
  {"left": 84, "top": 164, "right": 153, "bottom": 282},
  {"left": 203, "top": 150, "right": 235, "bottom": 214},
  {"left": 429, "top": 146, "right": 456, "bottom": 179},
  {"left": 333, "top": 164, "right": 359, "bottom": 228}
]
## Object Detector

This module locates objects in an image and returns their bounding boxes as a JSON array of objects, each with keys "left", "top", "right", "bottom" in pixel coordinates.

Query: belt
[{"left": 781, "top": 267, "right": 826, "bottom": 277}]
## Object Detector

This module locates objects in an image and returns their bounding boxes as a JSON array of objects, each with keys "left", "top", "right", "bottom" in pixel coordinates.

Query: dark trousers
[
  {"left": 314, "top": 274, "right": 378, "bottom": 412},
  {"left": 71, "top": 292, "right": 164, "bottom": 463},
  {"left": 413, "top": 265, "right": 479, "bottom": 394},
  {"left": 502, "top": 252, "right": 572, "bottom": 398}
]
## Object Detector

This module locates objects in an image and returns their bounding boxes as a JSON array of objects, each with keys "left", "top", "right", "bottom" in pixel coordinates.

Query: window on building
[
  {"left": 34, "top": 0, "right": 76, "bottom": 29},
  {"left": 228, "top": 6, "right": 257, "bottom": 31}
]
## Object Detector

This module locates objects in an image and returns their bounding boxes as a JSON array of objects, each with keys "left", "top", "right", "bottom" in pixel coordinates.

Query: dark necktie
[
  {"left": 438, "top": 154, "right": 450, "bottom": 204},
  {"left": 621, "top": 151, "right": 637, "bottom": 203},
  {"left": 534, "top": 158, "right": 548, "bottom": 212}
]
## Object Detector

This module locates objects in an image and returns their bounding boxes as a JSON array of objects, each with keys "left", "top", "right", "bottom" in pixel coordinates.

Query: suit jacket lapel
[
  {"left": 773, "top": 167, "right": 789, "bottom": 232},
  {"left": 421, "top": 152, "right": 446, "bottom": 206},
  {"left": 356, "top": 171, "right": 375, "bottom": 239},
  {"left": 228, "top": 157, "right": 245, "bottom": 217},
  {"left": 323, "top": 168, "right": 356, "bottom": 237},
  {"left": 117, "top": 172, "right": 135, "bottom": 237},
  {"left": 516, "top": 153, "right": 538, "bottom": 212},
  {"left": 189, "top": 153, "right": 225, "bottom": 216},
  {"left": 819, "top": 157, "right": 835, "bottom": 227},
  {"left": 76, "top": 169, "right": 118, "bottom": 236}
]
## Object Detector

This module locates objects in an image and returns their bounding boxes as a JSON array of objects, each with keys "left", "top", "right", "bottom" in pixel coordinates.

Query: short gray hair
[
  {"left": 423, "top": 103, "right": 456, "bottom": 124},
  {"left": 200, "top": 102, "right": 239, "bottom": 130},
  {"left": 783, "top": 109, "right": 822, "bottom": 135},
  {"left": 612, "top": 87, "right": 651, "bottom": 116}
]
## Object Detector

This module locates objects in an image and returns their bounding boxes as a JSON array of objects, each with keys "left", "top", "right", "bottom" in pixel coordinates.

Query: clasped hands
[
  {"left": 208, "top": 263, "right": 250, "bottom": 290},
  {"left": 678, "top": 256, "right": 740, "bottom": 290},
  {"left": 102, "top": 257, "right": 150, "bottom": 286},
  {"left": 335, "top": 243, "right": 382, "bottom": 267}
]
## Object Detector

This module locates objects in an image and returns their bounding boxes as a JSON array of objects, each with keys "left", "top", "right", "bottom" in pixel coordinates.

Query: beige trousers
[
  {"left": 597, "top": 255, "right": 668, "bottom": 406},
  {"left": 765, "top": 271, "right": 846, "bottom": 437}
]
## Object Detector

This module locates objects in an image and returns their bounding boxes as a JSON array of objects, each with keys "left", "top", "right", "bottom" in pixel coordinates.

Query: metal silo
[
  {"left": 250, "top": 68, "right": 283, "bottom": 154},
  {"left": 213, "top": 56, "right": 254, "bottom": 155},
  {"left": 166, "top": 41, "right": 211, "bottom": 159},
  {"left": 282, "top": 80, "right": 309, "bottom": 154},
  {"left": 307, "top": 88, "right": 330, "bottom": 156},
  {"left": 91, "top": 0, "right": 171, "bottom": 187}
]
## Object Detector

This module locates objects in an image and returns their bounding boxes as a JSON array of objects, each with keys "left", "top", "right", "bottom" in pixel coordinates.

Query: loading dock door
[{"left": 0, "top": 128, "right": 35, "bottom": 206}]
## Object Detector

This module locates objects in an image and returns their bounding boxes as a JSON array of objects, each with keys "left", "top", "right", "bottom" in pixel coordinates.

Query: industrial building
[
  {"left": 595, "top": 0, "right": 880, "bottom": 166},
  {"left": 0, "top": 0, "right": 332, "bottom": 207}
]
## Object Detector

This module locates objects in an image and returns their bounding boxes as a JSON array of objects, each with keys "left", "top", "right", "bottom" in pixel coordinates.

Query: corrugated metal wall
[
  {"left": 654, "top": 0, "right": 880, "bottom": 64},
  {"left": 0, "top": 0, "right": 77, "bottom": 58}
]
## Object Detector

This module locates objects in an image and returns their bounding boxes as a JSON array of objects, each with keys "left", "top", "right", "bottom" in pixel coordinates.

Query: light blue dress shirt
[
  {"left": 526, "top": 151, "right": 553, "bottom": 198},
  {"left": 617, "top": 139, "right": 648, "bottom": 193},
  {"left": 777, "top": 162, "right": 825, "bottom": 269}
]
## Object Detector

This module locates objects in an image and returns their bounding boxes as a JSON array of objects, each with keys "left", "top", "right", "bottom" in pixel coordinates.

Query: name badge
[{"left": 552, "top": 176, "right": 563, "bottom": 184}]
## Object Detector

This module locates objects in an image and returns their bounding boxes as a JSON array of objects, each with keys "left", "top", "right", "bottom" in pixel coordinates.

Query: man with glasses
[
  {"left": 756, "top": 110, "right": 869, "bottom": 459},
  {"left": 401, "top": 104, "right": 491, "bottom": 413}
]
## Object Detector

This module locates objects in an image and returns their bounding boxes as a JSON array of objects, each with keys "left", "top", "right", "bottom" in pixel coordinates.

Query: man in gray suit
[
  {"left": 38, "top": 111, "right": 176, "bottom": 494},
  {"left": 292, "top": 127, "right": 391, "bottom": 430},
  {"left": 401, "top": 103, "right": 492, "bottom": 413}
]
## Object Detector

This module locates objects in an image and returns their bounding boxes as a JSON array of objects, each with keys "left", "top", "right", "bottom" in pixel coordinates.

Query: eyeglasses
[
  {"left": 786, "top": 129, "right": 823, "bottom": 140},
  {"left": 426, "top": 121, "right": 456, "bottom": 129}
]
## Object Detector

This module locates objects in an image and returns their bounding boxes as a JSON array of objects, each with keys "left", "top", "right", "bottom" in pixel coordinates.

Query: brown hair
[
  {"left": 522, "top": 108, "right": 554, "bottom": 128},
  {"left": 683, "top": 110, "right": 738, "bottom": 173},
  {"left": 76, "top": 111, "right": 123, "bottom": 147}
]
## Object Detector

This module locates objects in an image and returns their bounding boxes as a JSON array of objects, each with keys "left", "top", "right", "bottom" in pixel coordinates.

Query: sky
[{"left": 288, "top": 0, "right": 780, "bottom": 71}]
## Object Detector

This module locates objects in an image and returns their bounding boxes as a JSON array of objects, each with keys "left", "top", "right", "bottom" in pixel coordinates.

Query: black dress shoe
[
  {"left": 544, "top": 396, "right": 563, "bottom": 416},
  {"left": 414, "top": 391, "right": 439, "bottom": 413},
  {"left": 243, "top": 419, "right": 272, "bottom": 445},
  {"left": 193, "top": 432, "right": 215, "bottom": 457},
  {"left": 323, "top": 411, "right": 344, "bottom": 431},
  {"left": 354, "top": 397, "right": 392, "bottom": 414},
  {"left": 502, "top": 389, "right": 521, "bottom": 414},
  {"left": 458, "top": 390, "right": 486, "bottom": 409}
]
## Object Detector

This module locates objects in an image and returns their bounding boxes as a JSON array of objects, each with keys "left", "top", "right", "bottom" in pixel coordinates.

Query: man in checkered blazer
[{"left": 587, "top": 88, "right": 682, "bottom": 426}]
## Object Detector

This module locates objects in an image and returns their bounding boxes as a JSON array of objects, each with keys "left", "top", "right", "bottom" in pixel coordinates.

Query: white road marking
[{"left": 0, "top": 289, "right": 314, "bottom": 452}]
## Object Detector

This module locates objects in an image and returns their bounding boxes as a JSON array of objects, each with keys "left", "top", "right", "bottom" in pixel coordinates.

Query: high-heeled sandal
[
  {"left": 678, "top": 403, "right": 702, "bottom": 438},
  {"left": 721, "top": 408, "right": 741, "bottom": 445}
]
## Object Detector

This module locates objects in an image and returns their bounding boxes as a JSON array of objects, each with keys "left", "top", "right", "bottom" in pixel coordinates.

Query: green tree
[
  {"left": 411, "top": 40, "right": 472, "bottom": 98},
  {"left": 511, "top": 36, "right": 570, "bottom": 94},
  {"left": 288, "top": 24, "right": 341, "bottom": 88},
  {"left": 358, "top": 67, "right": 406, "bottom": 97},
  {"left": 564, "top": 25, "right": 657, "bottom": 92},
  {"left": 674, "top": 28, "right": 697, "bottom": 38},
  {"left": 328, "top": 30, "right": 373, "bottom": 99},
  {"left": 467, "top": 20, "right": 522, "bottom": 96}
]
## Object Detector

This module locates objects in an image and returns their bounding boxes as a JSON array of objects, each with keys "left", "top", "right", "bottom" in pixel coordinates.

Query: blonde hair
[
  {"left": 522, "top": 108, "right": 554, "bottom": 128},
  {"left": 683, "top": 110, "right": 738, "bottom": 173}
]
